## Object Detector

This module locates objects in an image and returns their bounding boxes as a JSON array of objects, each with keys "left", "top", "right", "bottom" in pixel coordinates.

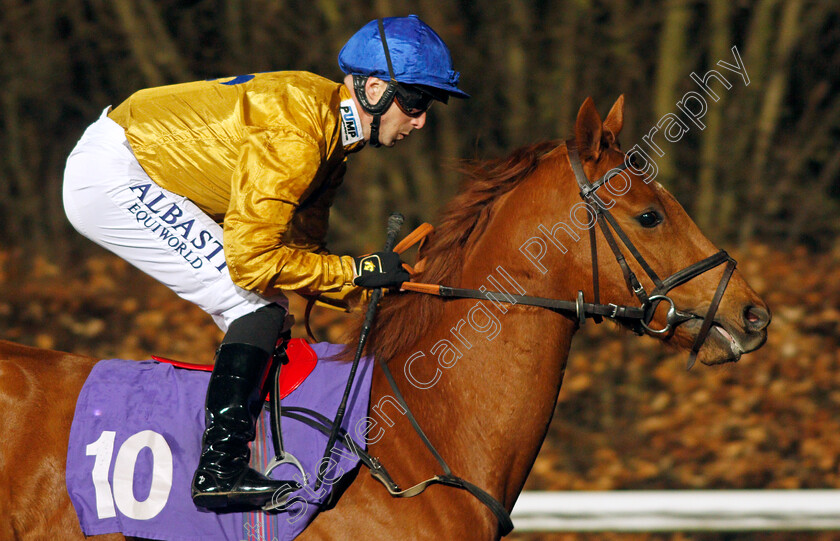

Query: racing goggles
[{"left": 394, "top": 83, "right": 435, "bottom": 117}]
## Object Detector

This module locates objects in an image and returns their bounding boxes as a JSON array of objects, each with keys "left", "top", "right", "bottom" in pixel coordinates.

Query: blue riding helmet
[
  {"left": 338, "top": 15, "right": 469, "bottom": 101},
  {"left": 338, "top": 15, "right": 468, "bottom": 147}
]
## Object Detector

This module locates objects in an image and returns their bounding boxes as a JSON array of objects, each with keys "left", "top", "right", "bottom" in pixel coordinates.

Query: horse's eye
[{"left": 637, "top": 210, "right": 663, "bottom": 228}]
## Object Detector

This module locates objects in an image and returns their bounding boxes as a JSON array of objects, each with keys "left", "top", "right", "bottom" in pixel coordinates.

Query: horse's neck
[
  {"left": 376, "top": 302, "right": 576, "bottom": 508},
  {"left": 365, "top": 168, "right": 589, "bottom": 523}
]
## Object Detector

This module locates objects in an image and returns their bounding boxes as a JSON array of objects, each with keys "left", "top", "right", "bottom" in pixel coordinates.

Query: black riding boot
[{"left": 191, "top": 342, "right": 296, "bottom": 510}]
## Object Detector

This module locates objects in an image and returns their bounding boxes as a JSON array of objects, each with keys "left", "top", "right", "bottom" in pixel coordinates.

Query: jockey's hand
[{"left": 352, "top": 251, "right": 410, "bottom": 289}]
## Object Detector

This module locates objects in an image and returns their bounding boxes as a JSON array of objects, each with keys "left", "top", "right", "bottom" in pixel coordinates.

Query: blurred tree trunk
[
  {"left": 694, "top": 0, "right": 730, "bottom": 234},
  {"left": 787, "top": 148, "right": 840, "bottom": 245},
  {"left": 0, "top": 0, "right": 53, "bottom": 251},
  {"left": 739, "top": 0, "right": 803, "bottom": 245},
  {"left": 224, "top": 0, "right": 247, "bottom": 69},
  {"left": 246, "top": 0, "right": 285, "bottom": 72},
  {"left": 65, "top": 0, "right": 112, "bottom": 111},
  {"left": 770, "top": 81, "right": 838, "bottom": 239},
  {"left": 719, "top": 0, "right": 777, "bottom": 236},
  {"left": 1, "top": 91, "right": 30, "bottom": 245},
  {"left": 417, "top": 0, "right": 464, "bottom": 213},
  {"left": 373, "top": 0, "right": 394, "bottom": 18},
  {"left": 651, "top": 0, "right": 690, "bottom": 189},
  {"left": 502, "top": 1, "right": 532, "bottom": 144},
  {"left": 539, "top": 0, "right": 591, "bottom": 133},
  {"left": 112, "top": 0, "right": 164, "bottom": 86},
  {"left": 1, "top": 0, "right": 839, "bottom": 256},
  {"left": 137, "top": 0, "right": 191, "bottom": 81},
  {"left": 316, "top": 0, "right": 346, "bottom": 57},
  {"left": 556, "top": 0, "right": 581, "bottom": 131},
  {"left": 767, "top": 5, "right": 840, "bottom": 247}
]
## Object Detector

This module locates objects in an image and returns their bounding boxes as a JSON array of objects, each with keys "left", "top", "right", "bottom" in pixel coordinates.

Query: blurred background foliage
[
  {"left": 1, "top": 2, "right": 840, "bottom": 540},
  {"left": 0, "top": 0, "right": 838, "bottom": 256}
]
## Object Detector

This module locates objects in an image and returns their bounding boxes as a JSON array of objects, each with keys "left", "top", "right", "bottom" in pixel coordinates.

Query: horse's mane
[{"left": 342, "top": 140, "right": 561, "bottom": 362}]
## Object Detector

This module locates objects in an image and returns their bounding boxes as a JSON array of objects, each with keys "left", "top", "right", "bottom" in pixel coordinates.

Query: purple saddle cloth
[{"left": 66, "top": 342, "right": 372, "bottom": 541}]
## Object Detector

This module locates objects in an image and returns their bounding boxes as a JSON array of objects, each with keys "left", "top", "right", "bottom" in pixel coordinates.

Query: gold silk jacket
[{"left": 109, "top": 71, "right": 365, "bottom": 300}]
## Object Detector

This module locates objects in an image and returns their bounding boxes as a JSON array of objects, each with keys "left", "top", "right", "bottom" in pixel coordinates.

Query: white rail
[{"left": 511, "top": 490, "right": 840, "bottom": 532}]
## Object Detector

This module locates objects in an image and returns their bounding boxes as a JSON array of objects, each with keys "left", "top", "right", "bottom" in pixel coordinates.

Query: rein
[
  {"left": 277, "top": 403, "right": 514, "bottom": 533},
  {"left": 403, "top": 140, "right": 738, "bottom": 369},
  {"left": 292, "top": 140, "right": 738, "bottom": 536},
  {"left": 287, "top": 222, "right": 516, "bottom": 534}
]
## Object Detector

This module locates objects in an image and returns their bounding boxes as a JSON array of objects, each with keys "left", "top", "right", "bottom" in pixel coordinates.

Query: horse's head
[{"left": 504, "top": 96, "right": 770, "bottom": 366}]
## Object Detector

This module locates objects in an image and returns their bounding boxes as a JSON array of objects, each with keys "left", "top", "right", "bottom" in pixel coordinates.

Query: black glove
[{"left": 353, "top": 251, "right": 410, "bottom": 289}]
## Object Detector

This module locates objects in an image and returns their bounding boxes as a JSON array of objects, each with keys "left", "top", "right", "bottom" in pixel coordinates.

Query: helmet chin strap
[
  {"left": 353, "top": 19, "right": 398, "bottom": 148},
  {"left": 369, "top": 115, "right": 383, "bottom": 148},
  {"left": 353, "top": 75, "right": 396, "bottom": 148}
]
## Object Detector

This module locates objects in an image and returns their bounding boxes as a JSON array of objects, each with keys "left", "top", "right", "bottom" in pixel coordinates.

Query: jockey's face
[
  {"left": 376, "top": 100, "right": 427, "bottom": 147},
  {"left": 361, "top": 77, "right": 428, "bottom": 147}
]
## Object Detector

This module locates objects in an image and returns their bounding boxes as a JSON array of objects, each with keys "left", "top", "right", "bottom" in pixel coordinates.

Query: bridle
[
  {"left": 565, "top": 140, "right": 737, "bottom": 369},
  {"left": 287, "top": 139, "right": 739, "bottom": 535},
  {"left": 403, "top": 139, "right": 738, "bottom": 369}
]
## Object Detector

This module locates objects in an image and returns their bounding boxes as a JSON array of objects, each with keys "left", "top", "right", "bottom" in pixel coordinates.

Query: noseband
[{"left": 567, "top": 140, "right": 737, "bottom": 368}]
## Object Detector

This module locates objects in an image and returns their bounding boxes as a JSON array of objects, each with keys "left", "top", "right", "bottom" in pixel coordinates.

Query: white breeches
[{"left": 62, "top": 108, "right": 287, "bottom": 332}]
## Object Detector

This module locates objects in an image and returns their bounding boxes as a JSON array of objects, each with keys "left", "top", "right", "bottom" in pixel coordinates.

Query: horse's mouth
[
  {"left": 701, "top": 323, "right": 743, "bottom": 365},
  {"left": 673, "top": 316, "right": 764, "bottom": 366},
  {"left": 693, "top": 318, "right": 767, "bottom": 366}
]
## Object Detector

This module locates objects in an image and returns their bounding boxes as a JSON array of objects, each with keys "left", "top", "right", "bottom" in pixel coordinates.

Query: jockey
[{"left": 62, "top": 15, "right": 468, "bottom": 511}]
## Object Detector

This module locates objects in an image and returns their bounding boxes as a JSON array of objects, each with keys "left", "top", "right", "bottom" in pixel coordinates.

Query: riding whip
[{"left": 314, "top": 212, "right": 404, "bottom": 491}]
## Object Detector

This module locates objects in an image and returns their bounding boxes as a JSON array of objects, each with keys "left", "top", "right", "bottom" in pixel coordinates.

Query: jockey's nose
[{"left": 411, "top": 112, "right": 427, "bottom": 129}]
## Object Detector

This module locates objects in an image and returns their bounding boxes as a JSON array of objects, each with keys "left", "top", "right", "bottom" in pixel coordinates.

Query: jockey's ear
[
  {"left": 574, "top": 97, "right": 603, "bottom": 161},
  {"left": 603, "top": 94, "right": 625, "bottom": 146},
  {"left": 365, "top": 77, "right": 387, "bottom": 106}
]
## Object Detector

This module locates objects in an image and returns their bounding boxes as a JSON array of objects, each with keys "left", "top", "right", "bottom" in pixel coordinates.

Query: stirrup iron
[{"left": 261, "top": 338, "right": 307, "bottom": 512}]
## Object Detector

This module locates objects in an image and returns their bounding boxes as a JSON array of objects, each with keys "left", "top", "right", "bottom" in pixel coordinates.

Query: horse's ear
[
  {"left": 603, "top": 94, "right": 625, "bottom": 144},
  {"left": 574, "top": 97, "right": 603, "bottom": 160}
]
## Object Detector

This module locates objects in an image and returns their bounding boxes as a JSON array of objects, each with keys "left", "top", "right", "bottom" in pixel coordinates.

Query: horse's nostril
[{"left": 744, "top": 305, "right": 771, "bottom": 331}]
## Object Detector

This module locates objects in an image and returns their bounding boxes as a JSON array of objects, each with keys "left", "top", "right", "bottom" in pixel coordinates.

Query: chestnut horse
[{"left": 0, "top": 96, "right": 769, "bottom": 540}]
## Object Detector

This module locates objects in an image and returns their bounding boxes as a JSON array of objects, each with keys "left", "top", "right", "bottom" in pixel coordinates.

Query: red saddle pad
[{"left": 151, "top": 338, "right": 318, "bottom": 400}]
